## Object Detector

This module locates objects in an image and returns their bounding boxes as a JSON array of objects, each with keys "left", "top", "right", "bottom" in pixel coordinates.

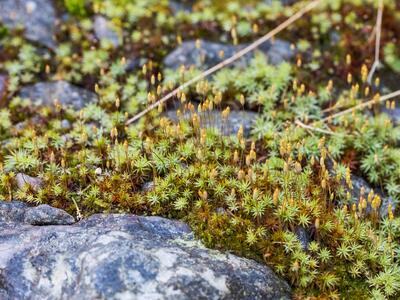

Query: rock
[
  {"left": 24, "top": 204, "right": 75, "bottom": 225},
  {"left": 169, "top": 0, "right": 195, "bottom": 14},
  {"left": 19, "top": 81, "right": 98, "bottom": 110},
  {"left": 93, "top": 15, "right": 120, "bottom": 48},
  {"left": 0, "top": 0, "right": 57, "bottom": 49},
  {"left": 0, "top": 201, "right": 28, "bottom": 223},
  {"left": 165, "top": 109, "right": 258, "bottom": 137},
  {"left": 164, "top": 39, "right": 294, "bottom": 70},
  {"left": 258, "top": 39, "right": 294, "bottom": 65},
  {"left": 0, "top": 74, "right": 8, "bottom": 105},
  {"left": 15, "top": 173, "right": 43, "bottom": 191},
  {"left": 295, "top": 227, "right": 310, "bottom": 250},
  {"left": 164, "top": 40, "right": 243, "bottom": 70},
  {"left": 11, "top": 115, "right": 42, "bottom": 135},
  {"left": 0, "top": 201, "right": 291, "bottom": 299},
  {"left": 280, "top": 0, "right": 299, "bottom": 5},
  {"left": 60, "top": 119, "right": 72, "bottom": 130},
  {"left": 264, "top": 0, "right": 298, "bottom": 5},
  {"left": 263, "top": 0, "right": 298, "bottom": 5},
  {"left": 124, "top": 57, "right": 142, "bottom": 72},
  {"left": 141, "top": 181, "right": 156, "bottom": 192},
  {"left": 95, "top": 167, "right": 102, "bottom": 176},
  {"left": 215, "top": 207, "right": 227, "bottom": 215},
  {"left": 329, "top": 30, "right": 341, "bottom": 46}
]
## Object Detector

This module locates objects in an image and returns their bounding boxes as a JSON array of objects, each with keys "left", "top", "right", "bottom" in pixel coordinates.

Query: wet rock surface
[
  {"left": 164, "top": 39, "right": 294, "bottom": 70},
  {"left": 165, "top": 109, "right": 258, "bottom": 137},
  {"left": 0, "top": 201, "right": 291, "bottom": 300},
  {"left": 0, "top": 0, "right": 57, "bottom": 49},
  {"left": 93, "top": 15, "right": 120, "bottom": 48},
  {"left": 19, "top": 81, "right": 98, "bottom": 110}
]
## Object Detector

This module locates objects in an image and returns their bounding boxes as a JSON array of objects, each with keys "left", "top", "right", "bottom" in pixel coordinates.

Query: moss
[{"left": 1, "top": 0, "right": 400, "bottom": 298}]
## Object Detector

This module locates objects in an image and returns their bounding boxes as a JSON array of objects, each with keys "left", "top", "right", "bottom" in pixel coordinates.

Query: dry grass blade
[
  {"left": 295, "top": 120, "right": 345, "bottom": 136},
  {"left": 320, "top": 89, "right": 400, "bottom": 123},
  {"left": 125, "top": 0, "right": 322, "bottom": 125},
  {"left": 367, "top": 0, "right": 384, "bottom": 84}
]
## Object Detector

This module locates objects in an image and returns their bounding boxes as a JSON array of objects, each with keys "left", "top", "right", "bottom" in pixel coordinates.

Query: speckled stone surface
[
  {"left": 0, "top": 0, "right": 57, "bottom": 49},
  {"left": 0, "top": 201, "right": 291, "bottom": 300},
  {"left": 164, "top": 39, "right": 294, "bottom": 70},
  {"left": 19, "top": 81, "right": 98, "bottom": 110}
]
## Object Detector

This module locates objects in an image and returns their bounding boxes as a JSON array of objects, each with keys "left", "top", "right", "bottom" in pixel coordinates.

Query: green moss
[
  {"left": 0, "top": 0, "right": 400, "bottom": 298},
  {"left": 64, "top": 0, "right": 88, "bottom": 17}
]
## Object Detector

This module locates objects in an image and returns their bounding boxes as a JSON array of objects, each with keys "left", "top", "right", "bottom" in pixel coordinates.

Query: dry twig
[
  {"left": 295, "top": 120, "right": 345, "bottom": 136},
  {"left": 320, "top": 89, "right": 400, "bottom": 123},
  {"left": 367, "top": 0, "right": 384, "bottom": 84}
]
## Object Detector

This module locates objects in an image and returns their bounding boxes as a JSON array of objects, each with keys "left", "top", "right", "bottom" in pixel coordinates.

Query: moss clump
[{"left": 1, "top": 0, "right": 400, "bottom": 298}]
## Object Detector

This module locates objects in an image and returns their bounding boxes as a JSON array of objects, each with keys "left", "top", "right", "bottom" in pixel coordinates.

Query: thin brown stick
[
  {"left": 295, "top": 120, "right": 345, "bottom": 136},
  {"left": 319, "top": 89, "right": 400, "bottom": 123},
  {"left": 126, "top": 0, "right": 322, "bottom": 125},
  {"left": 322, "top": 104, "right": 342, "bottom": 113},
  {"left": 367, "top": 0, "right": 384, "bottom": 84}
]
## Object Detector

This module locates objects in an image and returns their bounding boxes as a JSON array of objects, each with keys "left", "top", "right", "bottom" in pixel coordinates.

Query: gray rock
[
  {"left": 0, "top": 201, "right": 291, "bottom": 299},
  {"left": 165, "top": 109, "right": 258, "bottom": 137},
  {"left": 329, "top": 30, "right": 341, "bottom": 45},
  {"left": 169, "top": 0, "right": 195, "bottom": 14},
  {"left": 141, "top": 181, "right": 156, "bottom": 192},
  {"left": 295, "top": 227, "right": 310, "bottom": 250},
  {"left": 124, "top": 57, "right": 142, "bottom": 72},
  {"left": 93, "top": 15, "right": 120, "bottom": 48},
  {"left": 0, "top": 201, "right": 28, "bottom": 223},
  {"left": 16, "top": 173, "right": 43, "bottom": 191},
  {"left": 164, "top": 39, "right": 294, "bottom": 70},
  {"left": 0, "top": 74, "right": 8, "bottom": 104},
  {"left": 0, "top": 0, "right": 57, "bottom": 49},
  {"left": 215, "top": 207, "right": 227, "bottom": 215},
  {"left": 280, "top": 0, "right": 298, "bottom": 5},
  {"left": 24, "top": 204, "right": 75, "bottom": 225},
  {"left": 164, "top": 40, "right": 242, "bottom": 70},
  {"left": 19, "top": 81, "right": 98, "bottom": 110},
  {"left": 12, "top": 115, "right": 42, "bottom": 135},
  {"left": 259, "top": 39, "right": 294, "bottom": 65},
  {"left": 60, "top": 119, "right": 72, "bottom": 130},
  {"left": 264, "top": 0, "right": 298, "bottom": 5}
]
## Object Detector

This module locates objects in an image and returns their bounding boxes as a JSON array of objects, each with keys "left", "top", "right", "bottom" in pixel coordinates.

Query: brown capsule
[
  {"left": 315, "top": 218, "right": 320, "bottom": 230},
  {"left": 237, "top": 169, "right": 245, "bottom": 180}
]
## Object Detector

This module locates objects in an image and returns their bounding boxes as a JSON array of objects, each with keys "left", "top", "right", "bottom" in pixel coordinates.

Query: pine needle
[{"left": 320, "top": 89, "right": 400, "bottom": 123}]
